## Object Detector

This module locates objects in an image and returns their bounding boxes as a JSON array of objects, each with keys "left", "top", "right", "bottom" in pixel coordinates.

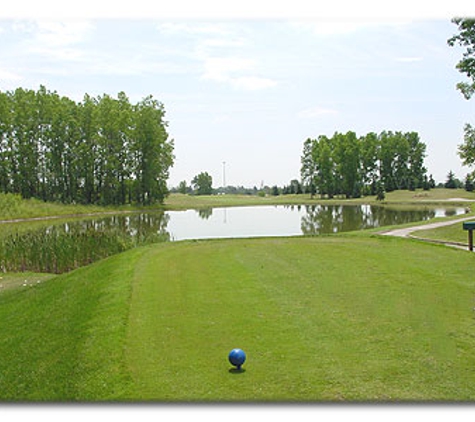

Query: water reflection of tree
[
  {"left": 0, "top": 211, "right": 171, "bottom": 273},
  {"left": 301, "top": 205, "right": 437, "bottom": 235},
  {"left": 57, "top": 211, "right": 171, "bottom": 243},
  {"left": 196, "top": 208, "right": 213, "bottom": 219}
]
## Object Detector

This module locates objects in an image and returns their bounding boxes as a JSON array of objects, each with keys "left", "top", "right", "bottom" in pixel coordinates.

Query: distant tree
[
  {"left": 192, "top": 172, "right": 213, "bottom": 195},
  {"left": 375, "top": 181, "right": 385, "bottom": 201},
  {"left": 458, "top": 123, "right": 475, "bottom": 170},
  {"left": 307, "top": 182, "right": 317, "bottom": 197},
  {"left": 334, "top": 131, "right": 361, "bottom": 198},
  {"left": 271, "top": 185, "right": 280, "bottom": 196},
  {"left": 429, "top": 174, "right": 436, "bottom": 189},
  {"left": 422, "top": 175, "right": 431, "bottom": 191},
  {"left": 465, "top": 174, "right": 474, "bottom": 192},
  {"left": 286, "top": 179, "right": 303, "bottom": 194},
  {"left": 360, "top": 132, "right": 379, "bottom": 194},
  {"left": 178, "top": 180, "right": 189, "bottom": 194},
  {"left": 301, "top": 130, "right": 427, "bottom": 198},
  {"left": 300, "top": 138, "right": 317, "bottom": 195},
  {"left": 445, "top": 170, "right": 458, "bottom": 189}
]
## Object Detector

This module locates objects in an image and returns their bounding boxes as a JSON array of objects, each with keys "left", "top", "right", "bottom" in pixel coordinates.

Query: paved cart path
[{"left": 380, "top": 215, "right": 475, "bottom": 250}]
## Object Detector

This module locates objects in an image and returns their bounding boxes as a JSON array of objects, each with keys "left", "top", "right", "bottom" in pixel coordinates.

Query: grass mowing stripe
[
  {"left": 0, "top": 247, "right": 146, "bottom": 401},
  {"left": 1, "top": 234, "right": 475, "bottom": 401},
  {"left": 125, "top": 236, "right": 475, "bottom": 401}
]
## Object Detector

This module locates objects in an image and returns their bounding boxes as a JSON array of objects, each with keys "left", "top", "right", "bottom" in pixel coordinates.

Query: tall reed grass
[
  {"left": 0, "top": 213, "right": 170, "bottom": 273},
  {"left": 0, "top": 192, "right": 111, "bottom": 221}
]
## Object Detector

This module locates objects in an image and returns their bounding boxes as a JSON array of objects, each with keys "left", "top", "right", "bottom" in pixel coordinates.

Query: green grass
[
  {"left": 380, "top": 188, "right": 475, "bottom": 203},
  {"left": 0, "top": 248, "right": 145, "bottom": 401},
  {"left": 414, "top": 221, "right": 471, "bottom": 245},
  {"left": 2, "top": 235, "right": 475, "bottom": 401},
  {"left": 0, "top": 193, "right": 113, "bottom": 221},
  {"left": 164, "top": 188, "right": 475, "bottom": 208},
  {"left": 1, "top": 188, "right": 473, "bottom": 221}
]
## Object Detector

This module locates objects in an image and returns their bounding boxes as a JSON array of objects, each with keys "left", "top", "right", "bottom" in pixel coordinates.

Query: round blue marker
[{"left": 228, "top": 348, "right": 246, "bottom": 370}]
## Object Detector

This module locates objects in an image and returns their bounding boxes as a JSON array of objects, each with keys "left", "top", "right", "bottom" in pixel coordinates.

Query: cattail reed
[{"left": 0, "top": 212, "right": 170, "bottom": 274}]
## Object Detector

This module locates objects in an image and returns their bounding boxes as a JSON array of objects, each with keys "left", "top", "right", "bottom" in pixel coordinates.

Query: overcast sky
[{"left": 1, "top": 1, "right": 474, "bottom": 188}]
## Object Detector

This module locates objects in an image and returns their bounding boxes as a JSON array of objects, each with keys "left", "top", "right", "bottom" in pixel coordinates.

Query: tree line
[
  {"left": 0, "top": 86, "right": 174, "bottom": 205},
  {"left": 301, "top": 131, "right": 429, "bottom": 199}
]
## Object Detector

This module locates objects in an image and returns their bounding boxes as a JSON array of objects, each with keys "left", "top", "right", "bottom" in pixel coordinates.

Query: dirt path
[{"left": 380, "top": 215, "right": 475, "bottom": 251}]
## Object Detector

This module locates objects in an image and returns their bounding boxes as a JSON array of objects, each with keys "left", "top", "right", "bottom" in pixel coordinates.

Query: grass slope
[
  {"left": 164, "top": 189, "right": 475, "bottom": 210},
  {"left": 0, "top": 193, "right": 111, "bottom": 221},
  {"left": 2, "top": 234, "right": 475, "bottom": 401},
  {"left": 414, "top": 221, "right": 472, "bottom": 245},
  {"left": 0, "top": 247, "right": 146, "bottom": 401}
]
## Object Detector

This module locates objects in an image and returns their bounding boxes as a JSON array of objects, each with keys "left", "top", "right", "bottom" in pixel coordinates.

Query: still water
[
  {"left": 166, "top": 204, "right": 468, "bottom": 240},
  {"left": 1, "top": 204, "right": 468, "bottom": 273}
]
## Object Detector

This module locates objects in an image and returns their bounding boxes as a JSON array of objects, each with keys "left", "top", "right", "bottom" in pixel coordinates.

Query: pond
[
  {"left": 167, "top": 204, "right": 468, "bottom": 240},
  {"left": 0, "top": 204, "right": 468, "bottom": 273}
]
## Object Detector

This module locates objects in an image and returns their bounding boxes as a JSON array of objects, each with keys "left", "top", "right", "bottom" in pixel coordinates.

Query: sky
[{"left": 1, "top": 1, "right": 475, "bottom": 189}]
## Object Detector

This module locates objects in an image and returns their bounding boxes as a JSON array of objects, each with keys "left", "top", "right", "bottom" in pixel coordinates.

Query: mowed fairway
[
  {"left": 1, "top": 235, "right": 475, "bottom": 401},
  {"left": 126, "top": 236, "right": 475, "bottom": 401}
]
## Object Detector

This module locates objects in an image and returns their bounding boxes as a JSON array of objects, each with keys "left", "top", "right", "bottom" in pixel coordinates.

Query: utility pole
[{"left": 222, "top": 161, "right": 226, "bottom": 190}]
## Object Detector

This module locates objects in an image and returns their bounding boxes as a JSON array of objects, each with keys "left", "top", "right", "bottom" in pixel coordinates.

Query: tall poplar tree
[
  {"left": 0, "top": 86, "right": 174, "bottom": 206},
  {"left": 301, "top": 130, "right": 427, "bottom": 197}
]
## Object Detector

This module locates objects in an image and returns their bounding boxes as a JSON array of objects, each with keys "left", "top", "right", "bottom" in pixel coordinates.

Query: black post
[{"left": 469, "top": 229, "right": 473, "bottom": 252}]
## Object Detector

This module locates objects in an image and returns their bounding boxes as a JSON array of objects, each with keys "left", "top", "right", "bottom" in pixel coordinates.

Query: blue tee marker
[{"left": 228, "top": 348, "right": 246, "bottom": 370}]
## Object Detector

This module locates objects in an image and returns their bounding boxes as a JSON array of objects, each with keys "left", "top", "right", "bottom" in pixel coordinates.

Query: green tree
[
  {"left": 360, "top": 132, "right": 379, "bottom": 195},
  {"left": 0, "top": 91, "right": 12, "bottom": 192},
  {"left": 178, "top": 180, "right": 189, "bottom": 194},
  {"left": 448, "top": 20, "right": 475, "bottom": 175},
  {"left": 445, "top": 170, "right": 458, "bottom": 189},
  {"left": 448, "top": 18, "right": 475, "bottom": 100},
  {"left": 301, "top": 130, "right": 427, "bottom": 198},
  {"left": 334, "top": 131, "right": 361, "bottom": 198},
  {"left": 289, "top": 179, "right": 303, "bottom": 194},
  {"left": 406, "top": 131, "right": 427, "bottom": 189},
  {"left": 375, "top": 181, "right": 385, "bottom": 201},
  {"left": 379, "top": 131, "right": 397, "bottom": 192},
  {"left": 10, "top": 88, "right": 41, "bottom": 199},
  {"left": 0, "top": 87, "right": 174, "bottom": 206},
  {"left": 133, "top": 95, "right": 174, "bottom": 205},
  {"left": 458, "top": 123, "right": 475, "bottom": 169},
  {"left": 464, "top": 173, "right": 474, "bottom": 192},
  {"left": 192, "top": 172, "right": 213, "bottom": 195},
  {"left": 318, "top": 135, "right": 337, "bottom": 198},
  {"left": 77, "top": 93, "right": 99, "bottom": 204},
  {"left": 300, "top": 138, "right": 317, "bottom": 196},
  {"left": 393, "top": 131, "right": 409, "bottom": 189}
]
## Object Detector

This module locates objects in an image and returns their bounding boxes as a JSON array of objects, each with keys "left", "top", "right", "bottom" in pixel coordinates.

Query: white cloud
[
  {"left": 0, "top": 67, "right": 22, "bottom": 82},
  {"left": 33, "top": 20, "right": 93, "bottom": 46},
  {"left": 232, "top": 76, "right": 278, "bottom": 91},
  {"left": 201, "top": 37, "right": 246, "bottom": 48},
  {"left": 290, "top": 19, "right": 412, "bottom": 37},
  {"left": 201, "top": 56, "right": 254, "bottom": 82},
  {"left": 297, "top": 106, "right": 338, "bottom": 119},
  {"left": 201, "top": 56, "right": 278, "bottom": 90},
  {"left": 394, "top": 57, "right": 423, "bottom": 63},
  {"left": 157, "top": 22, "right": 231, "bottom": 36},
  {"left": 14, "top": 20, "right": 94, "bottom": 66}
]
